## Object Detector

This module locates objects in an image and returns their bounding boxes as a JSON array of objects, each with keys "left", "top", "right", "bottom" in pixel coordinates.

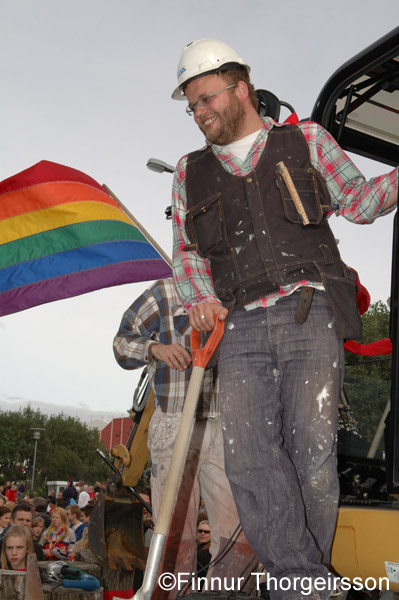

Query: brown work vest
[{"left": 184, "top": 125, "right": 361, "bottom": 340}]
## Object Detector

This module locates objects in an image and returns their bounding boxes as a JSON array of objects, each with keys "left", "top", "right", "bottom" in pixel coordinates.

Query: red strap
[
  {"left": 344, "top": 338, "right": 392, "bottom": 356},
  {"left": 103, "top": 591, "right": 133, "bottom": 600}
]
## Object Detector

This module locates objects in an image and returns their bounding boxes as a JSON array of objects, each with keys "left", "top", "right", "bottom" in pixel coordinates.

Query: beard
[{"left": 199, "top": 93, "right": 245, "bottom": 146}]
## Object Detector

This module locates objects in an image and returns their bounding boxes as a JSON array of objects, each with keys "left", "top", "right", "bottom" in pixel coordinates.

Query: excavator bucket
[
  {"left": 89, "top": 488, "right": 146, "bottom": 571},
  {"left": 89, "top": 370, "right": 155, "bottom": 571}
]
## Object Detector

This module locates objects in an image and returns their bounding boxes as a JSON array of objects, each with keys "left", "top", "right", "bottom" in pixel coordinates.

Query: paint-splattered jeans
[{"left": 218, "top": 290, "right": 344, "bottom": 600}]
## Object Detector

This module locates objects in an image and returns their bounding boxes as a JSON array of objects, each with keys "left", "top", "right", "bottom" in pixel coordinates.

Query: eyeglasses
[
  {"left": 197, "top": 528, "right": 211, "bottom": 534},
  {"left": 186, "top": 84, "right": 237, "bottom": 116}
]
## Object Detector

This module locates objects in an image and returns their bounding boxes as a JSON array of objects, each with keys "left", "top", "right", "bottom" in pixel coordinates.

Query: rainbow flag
[{"left": 0, "top": 160, "right": 172, "bottom": 316}]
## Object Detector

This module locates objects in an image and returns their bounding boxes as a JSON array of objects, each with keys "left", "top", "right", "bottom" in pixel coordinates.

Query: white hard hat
[{"left": 172, "top": 38, "right": 250, "bottom": 100}]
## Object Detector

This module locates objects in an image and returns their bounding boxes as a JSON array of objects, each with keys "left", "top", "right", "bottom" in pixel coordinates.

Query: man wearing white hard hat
[{"left": 171, "top": 38, "right": 398, "bottom": 600}]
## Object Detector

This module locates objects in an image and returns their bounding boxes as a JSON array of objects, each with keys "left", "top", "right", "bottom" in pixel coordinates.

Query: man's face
[
  {"left": 185, "top": 74, "right": 245, "bottom": 146},
  {"left": 12, "top": 510, "right": 32, "bottom": 527},
  {"left": 65, "top": 509, "right": 73, "bottom": 523}
]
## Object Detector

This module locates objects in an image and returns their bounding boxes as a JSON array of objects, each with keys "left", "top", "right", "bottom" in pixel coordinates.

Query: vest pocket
[
  {"left": 185, "top": 192, "right": 224, "bottom": 258},
  {"left": 277, "top": 168, "right": 324, "bottom": 225}
]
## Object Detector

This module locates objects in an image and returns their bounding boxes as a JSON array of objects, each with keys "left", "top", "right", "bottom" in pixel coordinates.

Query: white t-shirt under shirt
[{"left": 215, "top": 129, "right": 262, "bottom": 162}]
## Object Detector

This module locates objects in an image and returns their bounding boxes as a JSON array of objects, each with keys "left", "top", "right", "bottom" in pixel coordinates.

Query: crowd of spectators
[
  {"left": 0, "top": 478, "right": 216, "bottom": 592},
  {"left": 0, "top": 479, "right": 100, "bottom": 566}
]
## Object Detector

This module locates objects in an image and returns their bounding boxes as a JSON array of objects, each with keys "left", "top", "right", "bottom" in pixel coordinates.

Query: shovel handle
[
  {"left": 131, "top": 316, "right": 224, "bottom": 600},
  {"left": 191, "top": 316, "right": 225, "bottom": 368}
]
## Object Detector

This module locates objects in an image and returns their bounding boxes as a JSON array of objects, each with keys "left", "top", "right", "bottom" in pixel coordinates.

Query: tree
[
  {"left": 343, "top": 301, "right": 391, "bottom": 448},
  {"left": 0, "top": 406, "right": 111, "bottom": 488},
  {"left": 345, "top": 300, "right": 391, "bottom": 380}
]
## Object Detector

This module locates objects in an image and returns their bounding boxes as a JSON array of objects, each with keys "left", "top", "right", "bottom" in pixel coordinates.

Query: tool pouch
[{"left": 321, "top": 269, "right": 362, "bottom": 340}]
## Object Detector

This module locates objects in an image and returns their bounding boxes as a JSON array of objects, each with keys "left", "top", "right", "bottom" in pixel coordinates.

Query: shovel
[{"left": 114, "top": 316, "right": 224, "bottom": 600}]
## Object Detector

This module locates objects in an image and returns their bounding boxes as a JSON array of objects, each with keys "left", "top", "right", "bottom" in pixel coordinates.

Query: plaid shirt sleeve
[
  {"left": 299, "top": 121, "right": 398, "bottom": 223},
  {"left": 113, "top": 278, "right": 219, "bottom": 415},
  {"left": 172, "top": 155, "right": 221, "bottom": 311},
  {"left": 113, "top": 282, "right": 164, "bottom": 369}
]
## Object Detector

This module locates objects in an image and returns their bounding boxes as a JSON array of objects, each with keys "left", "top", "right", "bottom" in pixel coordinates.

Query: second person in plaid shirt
[{"left": 113, "top": 278, "right": 254, "bottom": 599}]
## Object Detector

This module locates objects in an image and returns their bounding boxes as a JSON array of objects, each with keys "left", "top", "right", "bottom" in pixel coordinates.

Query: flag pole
[{"left": 102, "top": 184, "right": 172, "bottom": 268}]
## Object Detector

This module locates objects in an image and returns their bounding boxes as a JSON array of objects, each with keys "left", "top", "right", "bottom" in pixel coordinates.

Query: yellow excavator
[
  {"left": 311, "top": 25, "right": 399, "bottom": 594},
  {"left": 91, "top": 26, "right": 399, "bottom": 598}
]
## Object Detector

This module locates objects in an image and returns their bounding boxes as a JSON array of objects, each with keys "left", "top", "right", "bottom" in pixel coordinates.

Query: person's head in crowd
[
  {"left": 70, "top": 505, "right": 82, "bottom": 523},
  {"left": 0, "top": 506, "right": 11, "bottom": 531},
  {"left": 31, "top": 516, "right": 45, "bottom": 542},
  {"left": 197, "top": 510, "right": 208, "bottom": 525},
  {"left": 47, "top": 498, "right": 56, "bottom": 512},
  {"left": 80, "top": 505, "right": 93, "bottom": 525},
  {"left": 32, "top": 497, "right": 47, "bottom": 513},
  {"left": 65, "top": 505, "right": 81, "bottom": 525},
  {"left": 197, "top": 520, "right": 211, "bottom": 548},
  {"left": 56, "top": 498, "right": 64, "bottom": 508},
  {"left": 11, "top": 503, "right": 33, "bottom": 527},
  {"left": 1, "top": 524, "right": 34, "bottom": 570},
  {"left": 0, "top": 495, "right": 8, "bottom": 507},
  {"left": 48, "top": 507, "right": 68, "bottom": 536}
]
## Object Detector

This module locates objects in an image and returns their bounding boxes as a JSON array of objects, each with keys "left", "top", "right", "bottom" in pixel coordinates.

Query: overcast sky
[{"left": 1, "top": 1, "right": 398, "bottom": 423}]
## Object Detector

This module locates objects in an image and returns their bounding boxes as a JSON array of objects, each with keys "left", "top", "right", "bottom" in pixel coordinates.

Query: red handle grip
[{"left": 191, "top": 316, "right": 225, "bottom": 368}]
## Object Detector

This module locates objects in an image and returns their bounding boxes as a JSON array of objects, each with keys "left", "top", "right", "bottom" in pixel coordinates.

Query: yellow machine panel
[{"left": 331, "top": 506, "right": 399, "bottom": 592}]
